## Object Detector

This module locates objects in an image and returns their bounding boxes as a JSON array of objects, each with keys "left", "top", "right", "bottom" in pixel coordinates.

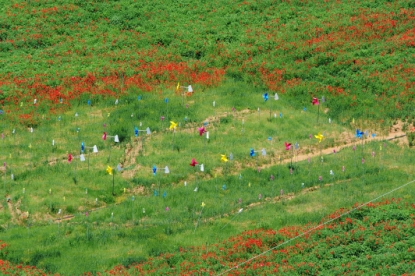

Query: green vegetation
[
  {"left": 0, "top": 83, "right": 413, "bottom": 274},
  {"left": 0, "top": 0, "right": 414, "bottom": 274},
  {"left": 1, "top": 0, "right": 414, "bottom": 123}
]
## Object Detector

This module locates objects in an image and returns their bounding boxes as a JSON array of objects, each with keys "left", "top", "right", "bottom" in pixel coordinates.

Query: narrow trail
[
  {"left": 121, "top": 137, "right": 144, "bottom": 179},
  {"left": 3, "top": 197, "right": 29, "bottom": 226},
  {"left": 6, "top": 196, "right": 17, "bottom": 224},
  {"left": 268, "top": 128, "right": 407, "bottom": 168}
]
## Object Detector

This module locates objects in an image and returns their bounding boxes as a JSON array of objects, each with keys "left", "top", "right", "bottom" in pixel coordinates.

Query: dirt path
[
  {"left": 3, "top": 197, "right": 29, "bottom": 226},
  {"left": 256, "top": 120, "right": 408, "bottom": 169},
  {"left": 6, "top": 196, "right": 17, "bottom": 224},
  {"left": 121, "top": 138, "right": 144, "bottom": 179}
]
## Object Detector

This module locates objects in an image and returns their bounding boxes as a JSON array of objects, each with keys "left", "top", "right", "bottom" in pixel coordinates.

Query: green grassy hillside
[
  {"left": 1, "top": 0, "right": 414, "bottom": 123},
  {"left": 0, "top": 0, "right": 414, "bottom": 274}
]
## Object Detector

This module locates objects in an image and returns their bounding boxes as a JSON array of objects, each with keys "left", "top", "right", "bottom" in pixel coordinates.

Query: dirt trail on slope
[
  {"left": 6, "top": 196, "right": 17, "bottom": 223},
  {"left": 259, "top": 120, "right": 408, "bottom": 169},
  {"left": 3, "top": 196, "right": 30, "bottom": 226},
  {"left": 121, "top": 137, "right": 144, "bottom": 179}
]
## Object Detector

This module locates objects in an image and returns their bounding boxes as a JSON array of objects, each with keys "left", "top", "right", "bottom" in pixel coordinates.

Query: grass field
[
  {"left": 0, "top": 84, "right": 413, "bottom": 274},
  {"left": 0, "top": 0, "right": 414, "bottom": 274}
]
